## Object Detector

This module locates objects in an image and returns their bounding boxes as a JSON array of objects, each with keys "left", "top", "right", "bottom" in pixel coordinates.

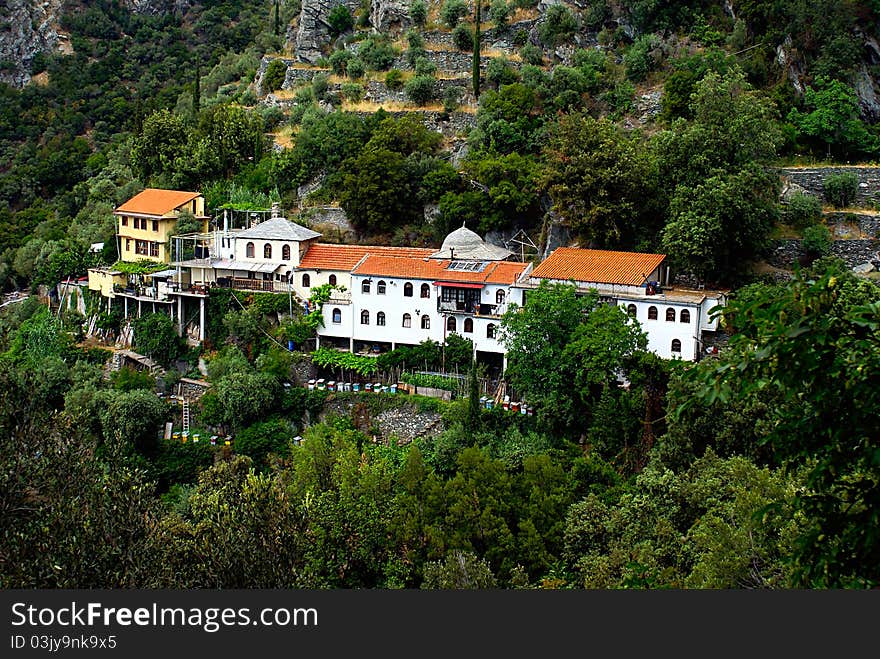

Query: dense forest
[{"left": 0, "top": 0, "right": 879, "bottom": 588}]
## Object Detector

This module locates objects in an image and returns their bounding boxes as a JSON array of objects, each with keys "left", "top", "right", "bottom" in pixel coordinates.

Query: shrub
[
  {"left": 262, "top": 59, "right": 287, "bottom": 94},
  {"left": 415, "top": 56, "right": 438, "bottom": 77},
  {"left": 385, "top": 68, "right": 405, "bottom": 90},
  {"left": 440, "top": 0, "right": 468, "bottom": 29},
  {"left": 346, "top": 57, "right": 366, "bottom": 79},
  {"left": 519, "top": 43, "right": 543, "bottom": 66},
  {"left": 490, "top": 0, "right": 510, "bottom": 27},
  {"left": 783, "top": 192, "right": 823, "bottom": 228},
  {"left": 341, "top": 82, "right": 364, "bottom": 102},
  {"left": 328, "top": 5, "right": 354, "bottom": 36},
  {"left": 513, "top": 28, "right": 528, "bottom": 47},
  {"left": 802, "top": 223, "right": 832, "bottom": 256},
  {"left": 329, "top": 49, "right": 354, "bottom": 75},
  {"left": 538, "top": 5, "right": 578, "bottom": 48},
  {"left": 487, "top": 56, "right": 519, "bottom": 88},
  {"left": 624, "top": 34, "right": 661, "bottom": 82},
  {"left": 358, "top": 35, "right": 397, "bottom": 70},
  {"left": 452, "top": 24, "right": 474, "bottom": 51},
  {"left": 410, "top": 0, "right": 428, "bottom": 26},
  {"left": 443, "top": 86, "right": 464, "bottom": 113},
  {"left": 823, "top": 171, "right": 859, "bottom": 209},
  {"left": 405, "top": 75, "right": 437, "bottom": 105}
]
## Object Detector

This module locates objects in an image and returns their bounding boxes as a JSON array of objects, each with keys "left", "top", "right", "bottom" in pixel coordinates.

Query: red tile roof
[
  {"left": 529, "top": 247, "right": 666, "bottom": 286},
  {"left": 352, "top": 255, "right": 528, "bottom": 284},
  {"left": 115, "top": 189, "right": 201, "bottom": 217},
  {"left": 298, "top": 243, "right": 435, "bottom": 271}
]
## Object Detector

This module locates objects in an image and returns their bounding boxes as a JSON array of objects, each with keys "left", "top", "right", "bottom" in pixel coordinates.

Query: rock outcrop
[
  {"left": 121, "top": 0, "right": 192, "bottom": 15},
  {"left": 370, "top": 0, "right": 410, "bottom": 33},
  {"left": 0, "top": 0, "right": 63, "bottom": 88},
  {"left": 293, "top": 0, "right": 361, "bottom": 64}
]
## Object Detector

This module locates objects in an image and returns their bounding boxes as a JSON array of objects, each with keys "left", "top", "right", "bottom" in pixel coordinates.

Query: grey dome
[{"left": 431, "top": 224, "right": 513, "bottom": 261}]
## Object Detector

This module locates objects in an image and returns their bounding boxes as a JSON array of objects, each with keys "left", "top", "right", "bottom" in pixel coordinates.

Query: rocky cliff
[{"left": 0, "top": 0, "right": 64, "bottom": 88}]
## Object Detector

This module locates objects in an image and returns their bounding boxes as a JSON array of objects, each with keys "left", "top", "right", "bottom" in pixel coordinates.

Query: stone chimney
[{"left": 271, "top": 202, "right": 281, "bottom": 219}]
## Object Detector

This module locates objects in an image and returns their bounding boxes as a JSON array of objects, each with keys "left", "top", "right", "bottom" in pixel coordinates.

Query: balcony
[
  {"left": 438, "top": 301, "right": 501, "bottom": 317},
  {"left": 215, "top": 277, "right": 291, "bottom": 293}
]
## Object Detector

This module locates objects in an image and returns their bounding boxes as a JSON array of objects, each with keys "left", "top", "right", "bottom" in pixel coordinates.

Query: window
[
  {"left": 135, "top": 240, "right": 148, "bottom": 256},
  {"left": 402, "top": 313, "right": 412, "bottom": 328},
  {"left": 282, "top": 244, "right": 291, "bottom": 260},
  {"left": 496, "top": 290, "right": 505, "bottom": 304},
  {"left": 121, "top": 217, "right": 128, "bottom": 227},
  {"left": 421, "top": 315, "right": 430, "bottom": 329},
  {"left": 302, "top": 274, "right": 311, "bottom": 288},
  {"left": 377, "top": 311, "right": 386, "bottom": 326},
  {"left": 362, "top": 280, "right": 371, "bottom": 294},
  {"left": 666, "top": 308, "right": 676, "bottom": 322},
  {"left": 404, "top": 282, "right": 413, "bottom": 297},
  {"left": 126, "top": 239, "right": 131, "bottom": 251},
  {"left": 680, "top": 309, "right": 691, "bottom": 324},
  {"left": 329, "top": 274, "right": 337, "bottom": 286},
  {"left": 420, "top": 283, "right": 430, "bottom": 298},
  {"left": 487, "top": 323, "right": 496, "bottom": 339},
  {"left": 149, "top": 242, "right": 159, "bottom": 257},
  {"left": 464, "top": 318, "right": 473, "bottom": 333},
  {"left": 264, "top": 243, "right": 272, "bottom": 259},
  {"left": 446, "top": 316, "right": 456, "bottom": 332},
  {"left": 648, "top": 306, "right": 658, "bottom": 320},
  {"left": 627, "top": 304, "right": 637, "bottom": 318},
  {"left": 361, "top": 310, "right": 370, "bottom": 325},
  {"left": 332, "top": 308, "right": 341, "bottom": 324},
  {"left": 152, "top": 220, "right": 159, "bottom": 232},
  {"left": 377, "top": 280, "right": 386, "bottom": 295},
  {"left": 246, "top": 242, "right": 255, "bottom": 258},
  {"left": 671, "top": 339, "right": 682, "bottom": 353}
]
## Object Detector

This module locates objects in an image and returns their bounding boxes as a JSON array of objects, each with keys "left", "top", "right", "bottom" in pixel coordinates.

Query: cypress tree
[
  {"left": 472, "top": 0, "right": 481, "bottom": 99},
  {"left": 193, "top": 61, "right": 200, "bottom": 114},
  {"left": 274, "top": 0, "right": 281, "bottom": 36}
]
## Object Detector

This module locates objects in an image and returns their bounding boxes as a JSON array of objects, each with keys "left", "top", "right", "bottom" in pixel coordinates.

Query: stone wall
[
  {"left": 770, "top": 239, "right": 880, "bottom": 269},
  {"left": 282, "top": 65, "right": 327, "bottom": 89},
  {"left": 825, "top": 212, "right": 880, "bottom": 239},
  {"left": 351, "top": 109, "right": 476, "bottom": 137},
  {"left": 779, "top": 167, "right": 880, "bottom": 207}
]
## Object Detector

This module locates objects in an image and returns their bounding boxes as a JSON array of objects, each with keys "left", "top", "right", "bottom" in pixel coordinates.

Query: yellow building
[{"left": 115, "top": 189, "right": 209, "bottom": 264}]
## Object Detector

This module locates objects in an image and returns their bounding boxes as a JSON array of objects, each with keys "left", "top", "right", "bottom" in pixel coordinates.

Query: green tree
[
  {"left": 99, "top": 389, "right": 168, "bottom": 457},
  {"left": 328, "top": 5, "right": 355, "bottom": 36},
  {"left": 453, "top": 24, "right": 474, "bottom": 51},
  {"left": 489, "top": 0, "right": 509, "bottom": 27},
  {"left": 688, "top": 262, "right": 880, "bottom": 587},
  {"left": 538, "top": 5, "right": 578, "bottom": 48},
  {"left": 405, "top": 75, "right": 437, "bottom": 105},
  {"left": 130, "top": 109, "right": 188, "bottom": 182},
  {"left": 262, "top": 59, "right": 288, "bottom": 94},
  {"left": 660, "top": 164, "right": 779, "bottom": 283},
  {"left": 542, "top": 112, "right": 660, "bottom": 249},
  {"left": 802, "top": 223, "right": 832, "bottom": 258},
  {"left": 215, "top": 371, "right": 281, "bottom": 431},
  {"left": 822, "top": 171, "right": 859, "bottom": 209},
  {"left": 441, "top": 0, "right": 468, "bottom": 28},
  {"left": 787, "top": 77, "right": 879, "bottom": 160},
  {"left": 410, "top": 0, "right": 428, "bottom": 26},
  {"left": 422, "top": 551, "right": 498, "bottom": 588},
  {"left": 133, "top": 312, "right": 182, "bottom": 365},
  {"left": 782, "top": 192, "right": 823, "bottom": 228}
]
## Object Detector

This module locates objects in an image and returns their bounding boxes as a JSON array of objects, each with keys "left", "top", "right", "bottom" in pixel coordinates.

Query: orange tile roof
[
  {"left": 115, "top": 189, "right": 201, "bottom": 217},
  {"left": 529, "top": 247, "right": 666, "bottom": 286},
  {"left": 298, "top": 243, "right": 435, "bottom": 271},
  {"left": 352, "top": 255, "right": 528, "bottom": 284}
]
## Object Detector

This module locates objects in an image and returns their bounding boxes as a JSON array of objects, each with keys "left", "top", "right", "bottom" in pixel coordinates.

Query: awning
[
  {"left": 433, "top": 281, "right": 484, "bottom": 289},
  {"left": 210, "top": 259, "right": 280, "bottom": 274},
  {"left": 147, "top": 269, "right": 178, "bottom": 278}
]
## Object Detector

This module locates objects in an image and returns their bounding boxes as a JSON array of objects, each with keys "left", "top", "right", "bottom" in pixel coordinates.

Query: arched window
[
  {"left": 329, "top": 274, "right": 337, "bottom": 286},
  {"left": 464, "top": 318, "right": 473, "bottom": 333},
  {"left": 680, "top": 309, "right": 691, "bottom": 324},
  {"left": 282, "top": 244, "right": 291, "bottom": 260},
  {"left": 627, "top": 304, "right": 637, "bottom": 318},
  {"left": 362, "top": 280, "right": 371, "bottom": 294},
  {"left": 404, "top": 282, "right": 413, "bottom": 297},
  {"left": 496, "top": 290, "right": 505, "bottom": 304},
  {"left": 402, "top": 313, "right": 412, "bottom": 328},
  {"left": 246, "top": 242, "right": 255, "bottom": 258},
  {"left": 332, "top": 308, "right": 341, "bottom": 324},
  {"left": 648, "top": 306, "right": 658, "bottom": 320},
  {"left": 421, "top": 315, "right": 430, "bottom": 329},
  {"left": 302, "top": 273, "right": 311, "bottom": 288},
  {"left": 264, "top": 243, "right": 272, "bottom": 259},
  {"left": 487, "top": 323, "right": 496, "bottom": 339},
  {"left": 666, "top": 308, "right": 676, "bottom": 322},
  {"left": 420, "top": 283, "right": 430, "bottom": 298},
  {"left": 360, "top": 310, "right": 370, "bottom": 325},
  {"left": 671, "top": 339, "right": 682, "bottom": 353},
  {"left": 377, "top": 280, "right": 386, "bottom": 295},
  {"left": 377, "top": 311, "right": 386, "bottom": 326},
  {"left": 446, "top": 316, "right": 456, "bottom": 332}
]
